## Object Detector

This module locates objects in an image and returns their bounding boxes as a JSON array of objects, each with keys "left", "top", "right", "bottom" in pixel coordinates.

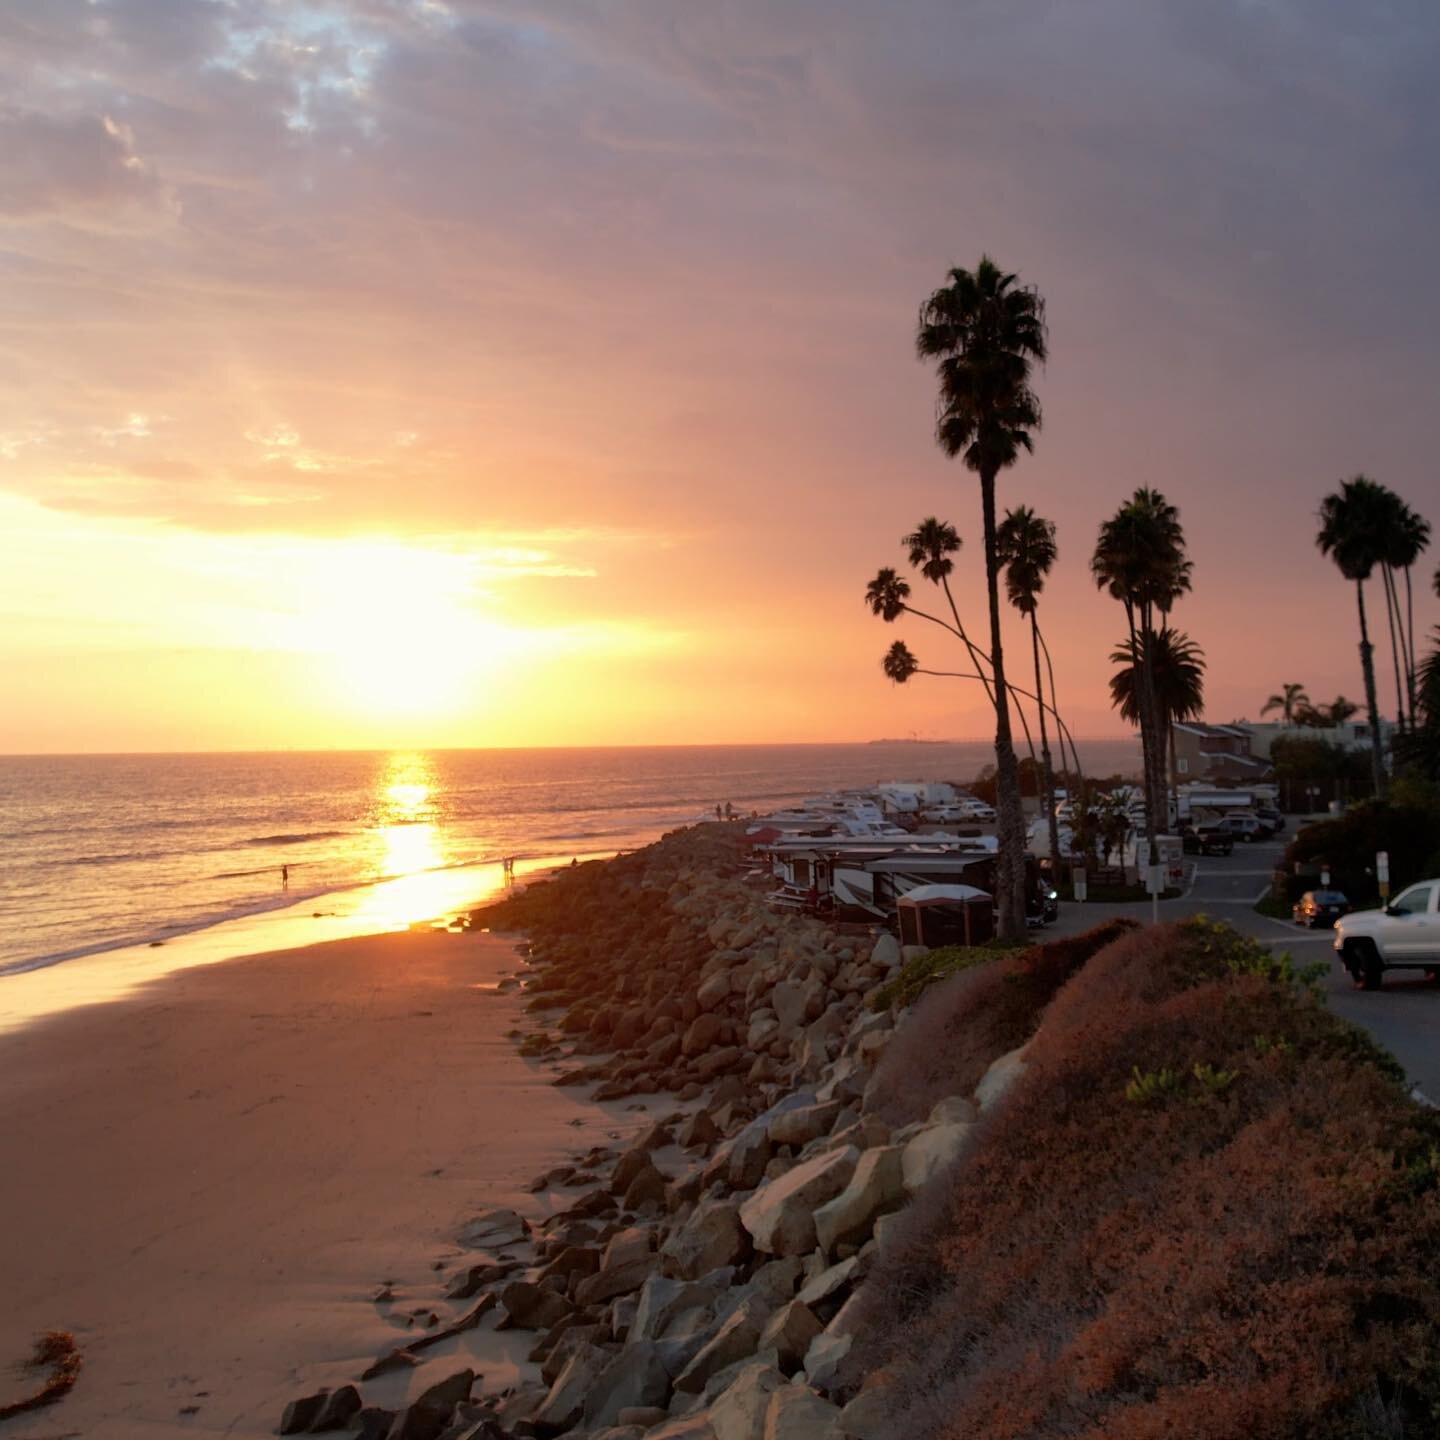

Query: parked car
[
  {"left": 1218, "top": 813, "right": 1265, "bottom": 843},
  {"left": 1292, "top": 889, "right": 1350, "bottom": 928},
  {"left": 1333, "top": 878, "right": 1440, "bottom": 988},
  {"left": 1255, "top": 806, "right": 1286, "bottom": 835},
  {"left": 1182, "top": 824, "right": 1233, "bottom": 856}
]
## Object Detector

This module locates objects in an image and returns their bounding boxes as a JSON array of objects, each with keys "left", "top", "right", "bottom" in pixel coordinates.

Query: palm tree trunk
[
  {"left": 981, "top": 470, "right": 1028, "bottom": 940},
  {"left": 1031, "top": 612, "right": 1061, "bottom": 878},
  {"left": 1038, "top": 626, "right": 1085, "bottom": 796},
  {"left": 1381, "top": 566, "right": 1406, "bottom": 734},
  {"left": 1356, "top": 578, "right": 1386, "bottom": 799},
  {"left": 1134, "top": 612, "right": 1163, "bottom": 854},
  {"left": 1404, "top": 565, "right": 1419, "bottom": 726},
  {"left": 1122, "top": 606, "right": 1152, "bottom": 832}
]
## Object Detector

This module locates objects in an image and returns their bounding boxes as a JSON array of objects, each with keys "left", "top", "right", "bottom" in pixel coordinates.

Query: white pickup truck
[{"left": 1333, "top": 878, "right": 1440, "bottom": 989}]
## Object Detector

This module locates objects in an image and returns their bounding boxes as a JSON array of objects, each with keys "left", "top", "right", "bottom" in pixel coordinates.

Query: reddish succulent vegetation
[
  {"left": 850, "top": 919, "right": 1440, "bottom": 1439},
  {"left": 866, "top": 918, "right": 1139, "bottom": 1126}
]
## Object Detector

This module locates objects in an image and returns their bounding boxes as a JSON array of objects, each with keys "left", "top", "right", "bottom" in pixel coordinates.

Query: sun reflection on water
[{"left": 357, "top": 754, "right": 455, "bottom": 929}]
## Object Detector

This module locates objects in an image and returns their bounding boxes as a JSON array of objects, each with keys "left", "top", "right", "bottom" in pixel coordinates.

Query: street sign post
[
  {"left": 1148, "top": 862, "right": 1165, "bottom": 924},
  {"left": 1377, "top": 850, "right": 1390, "bottom": 901}
]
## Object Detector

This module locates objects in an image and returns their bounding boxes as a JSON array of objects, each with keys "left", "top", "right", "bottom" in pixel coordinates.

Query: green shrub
[
  {"left": 1124, "top": 1065, "right": 1184, "bottom": 1104},
  {"left": 870, "top": 941, "right": 1016, "bottom": 1010}
]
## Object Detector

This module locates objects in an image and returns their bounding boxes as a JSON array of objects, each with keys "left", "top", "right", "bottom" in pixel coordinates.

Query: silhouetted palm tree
[
  {"left": 916, "top": 258, "right": 1046, "bottom": 940},
  {"left": 1393, "top": 630, "right": 1440, "bottom": 781},
  {"left": 1261, "top": 683, "right": 1310, "bottom": 725},
  {"left": 1380, "top": 498, "right": 1431, "bottom": 727},
  {"left": 997, "top": 505, "right": 1063, "bottom": 873},
  {"left": 1324, "top": 695, "right": 1360, "bottom": 726},
  {"left": 1317, "top": 476, "right": 1391, "bottom": 797},
  {"left": 1092, "top": 488, "right": 1191, "bottom": 846},
  {"left": 902, "top": 517, "right": 993, "bottom": 705},
  {"left": 1109, "top": 629, "right": 1206, "bottom": 790}
]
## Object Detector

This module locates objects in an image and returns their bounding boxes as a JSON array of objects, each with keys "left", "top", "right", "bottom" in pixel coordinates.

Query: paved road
[{"left": 1049, "top": 832, "right": 1440, "bottom": 1099}]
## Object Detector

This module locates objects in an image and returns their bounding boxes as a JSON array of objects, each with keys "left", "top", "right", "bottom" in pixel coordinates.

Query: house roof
[{"left": 1175, "top": 722, "right": 1252, "bottom": 740}]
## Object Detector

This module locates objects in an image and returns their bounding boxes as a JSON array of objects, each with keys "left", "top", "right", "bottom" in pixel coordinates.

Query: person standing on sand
[{"left": 281, "top": 864, "right": 289, "bottom": 889}]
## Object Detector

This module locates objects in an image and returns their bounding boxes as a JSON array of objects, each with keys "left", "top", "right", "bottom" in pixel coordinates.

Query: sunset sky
[{"left": 2, "top": 0, "right": 1438, "bottom": 753}]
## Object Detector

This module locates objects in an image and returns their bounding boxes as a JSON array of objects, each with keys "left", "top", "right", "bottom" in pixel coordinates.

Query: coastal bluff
[{"left": 270, "top": 823, "right": 1440, "bottom": 1440}]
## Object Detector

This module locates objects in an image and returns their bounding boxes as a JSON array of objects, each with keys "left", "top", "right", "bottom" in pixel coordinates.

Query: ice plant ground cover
[{"left": 849, "top": 918, "right": 1440, "bottom": 1439}]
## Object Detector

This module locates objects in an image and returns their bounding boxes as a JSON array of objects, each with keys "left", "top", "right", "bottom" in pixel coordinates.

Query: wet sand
[{"left": 0, "top": 926, "right": 637, "bottom": 1438}]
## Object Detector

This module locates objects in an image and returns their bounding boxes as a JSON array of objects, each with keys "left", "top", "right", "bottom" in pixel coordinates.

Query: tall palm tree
[
  {"left": 916, "top": 257, "right": 1047, "bottom": 940},
  {"left": 1393, "top": 629, "right": 1440, "bottom": 781},
  {"left": 1109, "top": 629, "right": 1206, "bottom": 789},
  {"left": 902, "top": 518, "right": 994, "bottom": 706},
  {"left": 996, "top": 506, "right": 1062, "bottom": 875},
  {"left": 1381, "top": 498, "right": 1431, "bottom": 727},
  {"left": 1092, "top": 489, "right": 1191, "bottom": 849},
  {"left": 1317, "top": 476, "right": 1391, "bottom": 798},
  {"left": 1261, "top": 683, "right": 1309, "bottom": 725}
]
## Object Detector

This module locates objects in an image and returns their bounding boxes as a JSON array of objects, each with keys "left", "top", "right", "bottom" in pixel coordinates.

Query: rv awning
[{"left": 897, "top": 883, "right": 991, "bottom": 906}]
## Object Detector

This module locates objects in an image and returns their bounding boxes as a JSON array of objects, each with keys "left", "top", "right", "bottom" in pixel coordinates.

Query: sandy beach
[{"left": 0, "top": 925, "right": 646, "bottom": 1439}]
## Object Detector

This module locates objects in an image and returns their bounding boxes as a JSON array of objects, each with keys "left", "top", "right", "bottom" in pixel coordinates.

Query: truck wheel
[{"left": 1344, "top": 941, "right": 1383, "bottom": 990}]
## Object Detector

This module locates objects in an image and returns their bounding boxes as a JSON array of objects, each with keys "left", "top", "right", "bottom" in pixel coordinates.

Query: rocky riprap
[{"left": 277, "top": 823, "right": 1025, "bottom": 1440}]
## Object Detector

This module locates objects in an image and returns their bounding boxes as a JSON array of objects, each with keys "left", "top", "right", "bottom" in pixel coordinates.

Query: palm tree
[
  {"left": 996, "top": 506, "right": 1062, "bottom": 875},
  {"left": 1393, "top": 629, "right": 1440, "bottom": 781},
  {"left": 916, "top": 257, "right": 1047, "bottom": 940},
  {"left": 1317, "top": 476, "right": 1391, "bottom": 797},
  {"left": 1381, "top": 498, "right": 1431, "bottom": 727},
  {"left": 1092, "top": 489, "right": 1191, "bottom": 849},
  {"left": 1109, "top": 629, "right": 1206, "bottom": 789},
  {"left": 1324, "top": 695, "right": 1359, "bottom": 726},
  {"left": 902, "top": 518, "right": 994, "bottom": 705},
  {"left": 1261, "top": 683, "right": 1309, "bottom": 725}
]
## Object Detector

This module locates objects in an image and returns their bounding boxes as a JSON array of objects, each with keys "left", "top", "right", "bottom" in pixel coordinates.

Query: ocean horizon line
[{"left": 0, "top": 735, "right": 1140, "bottom": 760}]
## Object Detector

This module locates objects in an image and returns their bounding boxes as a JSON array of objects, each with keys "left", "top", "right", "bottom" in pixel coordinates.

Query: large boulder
[
  {"left": 498, "top": 1280, "right": 572, "bottom": 1331},
  {"left": 674, "top": 1299, "right": 769, "bottom": 1394},
  {"left": 662, "top": 1199, "right": 751, "bottom": 1279},
  {"left": 975, "top": 1044, "right": 1028, "bottom": 1111},
  {"left": 648, "top": 1410, "right": 719, "bottom": 1440},
  {"left": 577, "top": 1227, "right": 655, "bottom": 1306},
  {"left": 697, "top": 971, "right": 732, "bottom": 1012},
  {"left": 709, "top": 1361, "right": 786, "bottom": 1440},
  {"left": 458, "top": 1208, "right": 529, "bottom": 1249},
  {"left": 739, "top": 1147, "right": 859, "bottom": 1257},
  {"left": 770, "top": 980, "right": 809, "bottom": 1033},
  {"left": 726, "top": 1125, "right": 774, "bottom": 1191},
  {"left": 837, "top": 1388, "right": 890, "bottom": 1440},
  {"left": 768, "top": 1102, "right": 841, "bottom": 1149},
  {"left": 534, "top": 1344, "right": 610, "bottom": 1432},
  {"left": 868, "top": 934, "right": 901, "bottom": 972},
  {"left": 758, "top": 1301, "right": 824, "bottom": 1374},
  {"left": 764, "top": 1385, "right": 842, "bottom": 1440},
  {"left": 683, "top": 1013, "right": 724, "bottom": 1057},
  {"left": 813, "top": 1147, "right": 905, "bottom": 1256},
  {"left": 803, "top": 1330, "right": 853, "bottom": 1396},
  {"left": 633, "top": 1273, "right": 721, "bottom": 1344},
  {"left": 583, "top": 1342, "right": 673, "bottom": 1429},
  {"left": 796, "top": 1257, "right": 860, "bottom": 1311},
  {"left": 900, "top": 1123, "right": 974, "bottom": 1194}
]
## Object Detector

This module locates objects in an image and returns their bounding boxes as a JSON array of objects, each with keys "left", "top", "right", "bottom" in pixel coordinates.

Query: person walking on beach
[{"left": 281, "top": 864, "right": 289, "bottom": 889}]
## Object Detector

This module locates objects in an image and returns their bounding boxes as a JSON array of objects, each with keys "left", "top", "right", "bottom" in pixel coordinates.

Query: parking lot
[{"left": 1050, "top": 831, "right": 1440, "bottom": 1100}]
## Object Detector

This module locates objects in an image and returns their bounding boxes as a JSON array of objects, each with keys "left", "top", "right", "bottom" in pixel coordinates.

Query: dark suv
[
  {"left": 1182, "top": 823, "right": 1233, "bottom": 856},
  {"left": 1255, "top": 806, "right": 1285, "bottom": 836}
]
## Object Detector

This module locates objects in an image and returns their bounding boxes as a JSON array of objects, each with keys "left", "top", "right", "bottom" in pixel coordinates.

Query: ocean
[{"left": 0, "top": 740, "right": 1140, "bottom": 994}]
